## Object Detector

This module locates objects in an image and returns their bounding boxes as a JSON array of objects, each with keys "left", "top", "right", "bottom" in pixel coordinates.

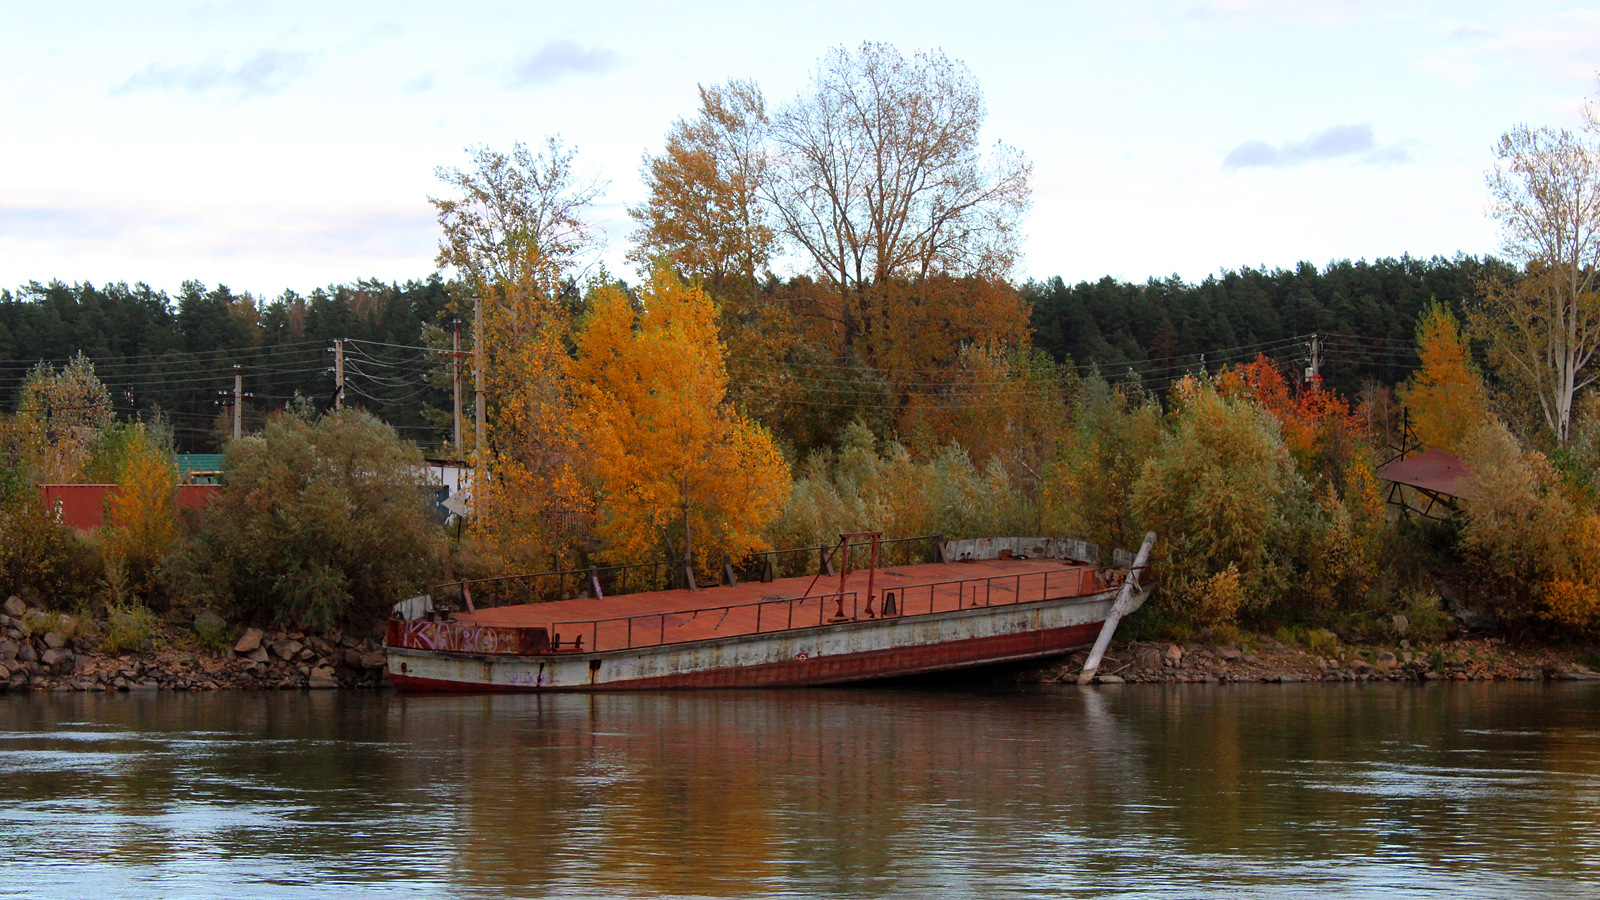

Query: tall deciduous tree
[
  {"left": 629, "top": 79, "right": 776, "bottom": 296},
  {"left": 431, "top": 138, "right": 603, "bottom": 569},
  {"left": 570, "top": 267, "right": 790, "bottom": 576},
  {"left": 768, "top": 43, "right": 1031, "bottom": 320},
  {"left": 17, "top": 353, "right": 113, "bottom": 483},
  {"left": 1479, "top": 122, "right": 1600, "bottom": 443},
  {"left": 473, "top": 254, "right": 593, "bottom": 571},
  {"left": 432, "top": 137, "right": 606, "bottom": 288}
]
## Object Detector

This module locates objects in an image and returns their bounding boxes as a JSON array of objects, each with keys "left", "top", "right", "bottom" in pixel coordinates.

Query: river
[{"left": 1, "top": 683, "right": 1598, "bottom": 898}]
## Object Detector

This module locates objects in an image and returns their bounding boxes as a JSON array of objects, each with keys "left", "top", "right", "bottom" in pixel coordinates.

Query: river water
[{"left": 2, "top": 683, "right": 1599, "bottom": 898}]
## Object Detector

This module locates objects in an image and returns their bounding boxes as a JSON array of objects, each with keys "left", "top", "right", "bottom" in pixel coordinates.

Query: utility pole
[
  {"left": 333, "top": 338, "right": 345, "bottom": 411},
  {"left": 451, "top": 319, "right": 463, "bottom": 451},
  {"left": 473, "top": 291, "right": 485, "bottom": 452},
  {"left": 1305, "top": 333, "right": 1323, "bottom": 387},
  {"left": 232, "top": 365, "right": 243, "bottom": 441}
]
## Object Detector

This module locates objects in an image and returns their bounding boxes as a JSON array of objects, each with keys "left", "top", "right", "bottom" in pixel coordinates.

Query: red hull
[{"left": 390, "top": 620, "right": 1100, "bottom": 692}]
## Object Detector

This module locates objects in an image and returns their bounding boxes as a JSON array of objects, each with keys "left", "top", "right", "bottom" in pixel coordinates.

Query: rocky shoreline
[
  {"left": 1021, "top": 636, "right": 1600, "bottom": 685},
  {"left": 0, "top": 595, "right": 389, "bottom": 694}
]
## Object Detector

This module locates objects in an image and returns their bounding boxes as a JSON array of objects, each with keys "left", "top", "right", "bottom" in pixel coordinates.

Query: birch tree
[
  {"left": 1478, "top": 123, "right": 1600, "bottom": 443},
  {"left": 433, "top": 136, "right": 606, "bottom": 288}
]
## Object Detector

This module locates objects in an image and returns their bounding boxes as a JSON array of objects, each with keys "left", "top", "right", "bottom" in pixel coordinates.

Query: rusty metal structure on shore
[{"left": 385, "top": 534, "right": 1156, "bottom": 691}]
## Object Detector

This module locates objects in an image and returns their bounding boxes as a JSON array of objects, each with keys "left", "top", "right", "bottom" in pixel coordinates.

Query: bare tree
[
  {"left": 431, "top": 135, "right": 607, "bottom": 290},
  {"left": 629, "top": 80, "right": 776, "bottom": 295},
  {"left": 1478, "top": 121, "right": 1600, "bottom": 443},
  {"left": 767, "top": 43, "right": 1031, "bottom": 318}
]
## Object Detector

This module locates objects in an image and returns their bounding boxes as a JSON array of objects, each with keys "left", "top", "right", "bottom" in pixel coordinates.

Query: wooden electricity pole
[
  {"left": 473, "top": 292, "right": 484, "bottom": 452},
  {"left": 232, "top": 365, "right": 243, "bottom": 440},
  {"left": 334, "top": 338, "right": 345, "bottom": 410},
  {"left": 1305, "top": 333, "right": 1323, "bottom": 387},
  {"left": 451, "top": 320, "right": 463, "bottom": 451}
]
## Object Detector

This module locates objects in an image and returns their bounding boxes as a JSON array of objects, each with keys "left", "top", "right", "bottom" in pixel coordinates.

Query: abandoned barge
[{"left": 385, "top": 533, "right": 1155, "bottom": 691}]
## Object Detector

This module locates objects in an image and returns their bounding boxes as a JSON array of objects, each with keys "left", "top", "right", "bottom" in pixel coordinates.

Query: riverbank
[
  {"left": 1, "top": 596, "right": 388, "bottom": 693},
  {"left": 6, "top": 587, "right": 1600, "bottom": 692},
  {"left": 1017, "top": 635, "right": 1600, "bottom": 684}
]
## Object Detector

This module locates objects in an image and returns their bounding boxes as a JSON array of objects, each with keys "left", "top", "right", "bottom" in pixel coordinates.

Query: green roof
[{"left": 177, "top": 454, "right": 225, "bottom": 476}]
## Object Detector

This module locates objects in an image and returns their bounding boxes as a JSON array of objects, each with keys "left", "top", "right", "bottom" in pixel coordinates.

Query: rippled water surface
[{"left": 3, "top": 683, "right": 1600, "bottom": 898}]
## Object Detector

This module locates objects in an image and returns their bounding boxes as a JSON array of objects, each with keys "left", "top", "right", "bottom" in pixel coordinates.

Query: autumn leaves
[
  {"left": 439, "top": 42, "right": 1039, "bottom": 579},
  {"left": 574, "top": 272, "right": 790, "bottom": 575}
]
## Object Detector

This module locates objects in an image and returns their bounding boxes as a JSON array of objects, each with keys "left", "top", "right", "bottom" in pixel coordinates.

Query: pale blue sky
[{"left": 3, "top": 0, "right": 1597, "bottom": 297}]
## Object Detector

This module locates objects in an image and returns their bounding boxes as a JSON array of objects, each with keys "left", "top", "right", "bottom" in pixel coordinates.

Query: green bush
[
  {"left": 1396, "top": 589, "right": 1451, "bottom": 643},
  {"left": 21, "top": 609, "right": 81, "bottom": 640},
  {"left": 1132, "top": 382, "right": 1304, "bottom": 627},
  {"left": 101, "top": 603, "right": 156, "bottom": 654},
  {"left": 0, "top": 487, "right": 103, "bottom": 607},
  {"left": 1041, "top": 375, "right": 1162, "bottom": 554},
  {"left": 193, "top": 610, "right": 229, "bottom": 650},
  {"left": 765, "top": 422, "right": 1037, "bottom": 565},
  {"left": 167, "top": 409, "right": 445, "bottom": 633}
]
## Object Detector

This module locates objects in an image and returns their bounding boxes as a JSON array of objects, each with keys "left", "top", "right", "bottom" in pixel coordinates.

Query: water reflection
[{"left": 0, "top": 684, "right": 1598, "bottom": 898}]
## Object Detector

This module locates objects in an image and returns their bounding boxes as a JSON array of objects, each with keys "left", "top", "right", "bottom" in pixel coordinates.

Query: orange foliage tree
[
  {"left": 570, "top": 267, "right": 791, "bottom": 577},
  {"left": 1217, "top": 355, "right": 1371, "bottom": 486},
  {"left": 473, "top": 252, "right": 592, "bottom": 572},
  {"left": 1215, "top": 356, "right": 1385, "bottom": 612},
  {"left": 628, "top": 79, "right": 775, "bottom": 297}
]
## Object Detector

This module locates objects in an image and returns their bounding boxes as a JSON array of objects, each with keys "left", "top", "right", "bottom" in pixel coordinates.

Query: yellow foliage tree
[
  {"left": 628, "top": 79, "right": 775, "bottom": 296},
  {"left": 1455, "top": 419, "right": 1594, "bottom": 629},
  {"left": 571, "top": 267, "right": 791, "bottom": 579},
  {"left": 101, "top": 423, "right": 179, "bottom": 600},
  {"left": 1398, "top": 302, "right": 1490, "bottom": 455},
  {"left": 1544, "top": 513, "right": 1600, "bottom": 631}
]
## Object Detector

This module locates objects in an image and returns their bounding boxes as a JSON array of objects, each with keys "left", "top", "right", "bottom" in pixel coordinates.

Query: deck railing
[
  {"left": 546, "top": 565, "right": 1119, "bottom": 653},
  {"left": 435, "top": 534, "right": 944, "bottom": 611}
]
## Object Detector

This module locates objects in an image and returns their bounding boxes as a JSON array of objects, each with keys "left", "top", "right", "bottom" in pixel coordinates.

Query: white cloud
[
  {"left": 1423, "top": 9, "right": 1600, "bottom": 88},
  {"left": 400, "top": 72, "right": 435, "bottom": 95},
  {"left": 1224, "top": 123, "right": 1415, "bottom": 171},
  {"left": 506, "top": 40, "right": 622, "bottom": 88},
  {"left": 111, "top": 49, "right": 312, "bottom": 99}
]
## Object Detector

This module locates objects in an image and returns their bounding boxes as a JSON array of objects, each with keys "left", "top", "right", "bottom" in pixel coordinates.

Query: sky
[{"left": 3, "top": 0, "right": 1598, "bottom": 299}]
